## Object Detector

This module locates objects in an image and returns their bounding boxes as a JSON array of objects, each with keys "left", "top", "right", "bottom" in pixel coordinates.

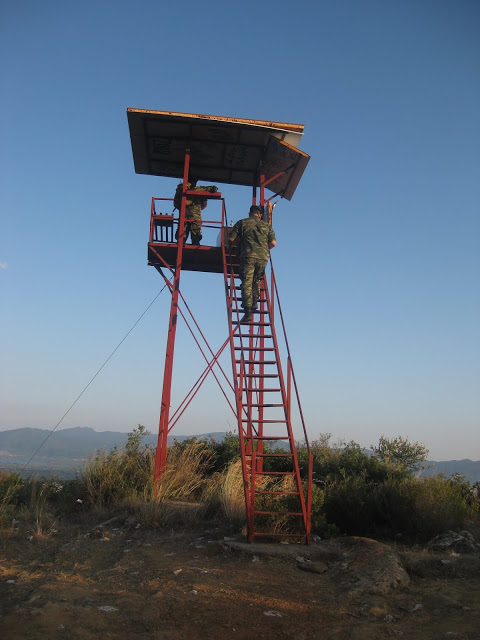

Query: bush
[
  {"left": 207, "top": 432, "right": 241, "bottom": 472},
  {"left": 3, "top": 429, "right": 476, "bottom": 544},
  {"left": 82, "top": 425, "right": 155, "bottom": 506},
  {"left": 321, "top": 474, "right": 477, "bottom": 541}
]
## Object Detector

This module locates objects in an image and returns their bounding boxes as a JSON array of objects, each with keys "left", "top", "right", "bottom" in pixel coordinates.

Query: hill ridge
[{"left": 0, "top": 427, "right": 479, "bottom": 482}]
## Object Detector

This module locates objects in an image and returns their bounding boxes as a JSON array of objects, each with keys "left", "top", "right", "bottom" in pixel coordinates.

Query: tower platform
[{"left": 148, "top": 241, "right": 225, "bottom": 274}]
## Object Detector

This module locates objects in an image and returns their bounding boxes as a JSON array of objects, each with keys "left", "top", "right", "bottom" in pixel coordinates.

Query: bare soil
[{"left": 1, "top": 514, "right": 479, "bottom": 640}]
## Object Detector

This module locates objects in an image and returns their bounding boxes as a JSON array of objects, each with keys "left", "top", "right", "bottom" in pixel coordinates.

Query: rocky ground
[{"left": 1, "top": 513, "right": 479, "bottom": 640}]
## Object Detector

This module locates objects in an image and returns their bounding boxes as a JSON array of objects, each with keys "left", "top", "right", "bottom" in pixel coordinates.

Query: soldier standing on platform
[
  {"left": 174, "top": 180, "right": 217, "bottom": 245},
  {"left": 229, "top": 205, "right": 276, "bottom": 324}
]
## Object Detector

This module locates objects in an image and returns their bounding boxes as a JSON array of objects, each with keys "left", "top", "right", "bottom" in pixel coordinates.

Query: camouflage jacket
[{"left": 229, "top": 216, "right": 276, "bottom": 261}]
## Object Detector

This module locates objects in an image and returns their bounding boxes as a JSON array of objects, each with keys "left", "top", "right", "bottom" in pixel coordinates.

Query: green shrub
[
  {"left": 322, "top": 473, "right": 476, "bottom": 541},
  {"left": 207, "top": 432, "right": 241, "bottom": 472},
  {"left": 406, "top": 475, "right": 477, "bottom": 538},
  {"left": 4, "top": 429, "right": 475, "bottom": 544},
  {"left": 321, "top": 474, "right": 376, "bottom": 536}
]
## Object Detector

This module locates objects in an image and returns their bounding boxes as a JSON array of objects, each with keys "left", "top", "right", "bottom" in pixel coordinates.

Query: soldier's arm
[
  {"left": 268, "top": 227, "right": 276, "bottom": 249},
  {"left": 229, "top": 222, "right": 239, "bottom": 242}
]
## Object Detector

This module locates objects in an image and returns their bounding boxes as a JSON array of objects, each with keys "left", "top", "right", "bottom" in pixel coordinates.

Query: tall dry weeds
[
  {"left": 156, "top": 443, "right": 214, "bottom": 502},
  {"left": 219, "top": 460, "right": 246, "bottom": 524}
]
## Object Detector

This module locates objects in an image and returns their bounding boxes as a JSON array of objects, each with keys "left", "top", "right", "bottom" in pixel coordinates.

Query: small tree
[
  {"left": 126, "top": 424, "right": 152, "bottom": 456},
  {"left": 372, "top": 435, "right": 429, "bottom": 473}
]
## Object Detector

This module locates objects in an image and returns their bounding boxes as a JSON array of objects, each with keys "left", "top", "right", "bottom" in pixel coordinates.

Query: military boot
[{"left": 240, "top": 311, "right": 253, "bottom": 324}]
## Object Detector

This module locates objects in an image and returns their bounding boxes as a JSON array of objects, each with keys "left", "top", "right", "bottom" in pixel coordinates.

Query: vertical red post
[{"left": 154, "top": 150, "right": 191, "bottom": 484}]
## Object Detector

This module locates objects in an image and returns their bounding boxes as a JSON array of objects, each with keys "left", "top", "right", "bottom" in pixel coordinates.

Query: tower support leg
[{"left": 154, "top": 149, "right": 191, "bottom": 485}]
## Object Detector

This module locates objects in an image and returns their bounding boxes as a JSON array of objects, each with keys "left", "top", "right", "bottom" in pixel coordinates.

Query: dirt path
[{"left": 1, "top": 517, "right": 479, "bottom": 640}]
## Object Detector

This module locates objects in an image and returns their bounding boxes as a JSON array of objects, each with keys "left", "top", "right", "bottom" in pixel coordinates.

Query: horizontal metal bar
[
  {"left": 255, "top": 471, "right": 296, "bottom": 476},
  {"left": 241, "top": 419, "right": 287, "bottom": 424},
  {"left": 256, "top": 491, "right": 300, "bottom": 496},
  {"left": 250, "top": 403, "right": 284, "bottom": 407},
  {"left": 234, "top": 347, "right": 275, "bottom": 351},
  {"left": 236, "top": 360, "right": 277, "bottom": 365},
  {"left": 252, "top": 532, "right": 307, "bottom": 538},
  {"left": 246, "top": 453, "right": 293, "bottom": 458},
  {"left": 242, "top": 373, "right": 279, "bottom": 378},
  {"left": 253, "top": 511, "right": 304, "bottom": 517},
  {"left": 234, "top": 321, "right": 271, "bottom": 327}
]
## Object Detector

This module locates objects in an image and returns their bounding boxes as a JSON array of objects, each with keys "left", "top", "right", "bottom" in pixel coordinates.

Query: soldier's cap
[{"left": 249, "top": 205, "right": 263, "bottom": 214}]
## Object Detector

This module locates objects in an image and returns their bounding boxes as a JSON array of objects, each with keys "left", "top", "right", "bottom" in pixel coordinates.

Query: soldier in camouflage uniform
[
  {"left": 174, "top": 180, "right": 217, "bottom": 245},
  {"left": 229, "top": 205, "right": 276, "bottom": 323}
]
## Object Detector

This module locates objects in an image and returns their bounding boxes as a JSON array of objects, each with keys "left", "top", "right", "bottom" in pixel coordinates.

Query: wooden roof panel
[{"left": 127, "top": 108, "right": 310, "bottom": 200}]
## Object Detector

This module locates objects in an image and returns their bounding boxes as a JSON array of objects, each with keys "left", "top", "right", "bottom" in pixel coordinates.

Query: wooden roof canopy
[{"left": 127, "top": 109, "right": 310, "bottom": 200}]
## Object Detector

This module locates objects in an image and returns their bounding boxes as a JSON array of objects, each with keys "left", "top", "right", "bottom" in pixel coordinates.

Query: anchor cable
[{"left": 21, "top": 284, "right": 170, "bottom": 471}]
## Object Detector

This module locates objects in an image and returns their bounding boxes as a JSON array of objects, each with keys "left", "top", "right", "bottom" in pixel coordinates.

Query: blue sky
[{"left": 1, "top": 0, "right": 479, "bottom": 461}]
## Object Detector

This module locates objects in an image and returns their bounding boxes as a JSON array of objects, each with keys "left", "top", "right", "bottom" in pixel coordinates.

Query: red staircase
[{"left": 222, "top": 239, "right": 312, "bottom": 543}]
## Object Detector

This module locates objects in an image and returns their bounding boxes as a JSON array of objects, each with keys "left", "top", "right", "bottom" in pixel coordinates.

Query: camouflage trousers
[
  {"left": 239, "top": 257, "right": 268, "bottom": 311},
  {"left": 176, "top": 205, "right": 202, "bottom": 244}
]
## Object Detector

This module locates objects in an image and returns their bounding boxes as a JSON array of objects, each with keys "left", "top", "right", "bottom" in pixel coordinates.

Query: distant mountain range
[
  {"left": 0, "top": 427, "right": 479, "bottom": 483},
  {"left": 0, "top": 427, "right": 225, "bottom": 477}
]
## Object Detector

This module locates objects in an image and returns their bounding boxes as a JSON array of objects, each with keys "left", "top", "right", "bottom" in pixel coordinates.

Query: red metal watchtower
[{"left": 127, "top": 108, "right": 313, "bottom": 543}]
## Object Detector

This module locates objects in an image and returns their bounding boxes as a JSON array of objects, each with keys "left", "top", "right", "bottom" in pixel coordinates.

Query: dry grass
[
  {"left": 82, "top": 448, "right": 155, "bottom": 506},
  {"left": 133, "top": 500, "right": 203, "bottom": 529},
  {"left": 80, "top": 442, "right": 216, "bottom": 528},
  {"left": 219, "top": 460, "right": 246, "bottom": 524},
  {"left": 156, "top": 443, "right": 215, "bottom": 502}
]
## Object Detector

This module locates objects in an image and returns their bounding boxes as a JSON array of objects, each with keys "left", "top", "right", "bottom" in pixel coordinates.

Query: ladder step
[
  {"left": 231, "top": 299, "right": 268, "bottom": 305},
  {"left": 231, "top": 303, "right": 268, "bottom": 309},
  {"left": 255, "top": 471, "right": 296, "bottom": 476},
  {"left": 234, "top": 347, "right": 275, "bottom": 351},
  {"left": 250, "top": 403, "right": 284, "bottom": 407},
  {"left": 252, "top": 435, "right": 289, "bottom": 440},
  {"left": 252, "top": 532, "right": 307, "bottom": 539},
  {"left": 256, "top": 491, "right": 300, "bottom": 496},
  {"left": 229, "top": 286, "right": 266, "bottom": 293},
  {"left": 233, "top": 321, "right": 271, "bottom": 327},
  {"left": 228, "top": 292, "right": 267, "bottom": 300},
  {"left": 241, "top": 419, "right": 287, "bottom": 424},
  {"left": 230, "top": 285, "right": 264, "bottom": 291},
  {"left": 233, "top": 310, "right": 270, "bottom": 317},
  {"left": 229, "top": 300, "right": 269, "bottom": 309},
  {"left": 242, "top": 388, "right": 281, "bottom": 392},
  {"left": 236, "top": 360, "right": 277, "bottom": 365},
  {"left": 253, "top": 511, "right": 304, "bottom": 517},
  {"left": 246, "top": 453, "right": 293, "bottom": 458},
  {"left": 242, "top": 373, "right": 279, "bottom": 378},
  {"left": 238, "top": 334, "right": 273, "bottom": 339}
]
